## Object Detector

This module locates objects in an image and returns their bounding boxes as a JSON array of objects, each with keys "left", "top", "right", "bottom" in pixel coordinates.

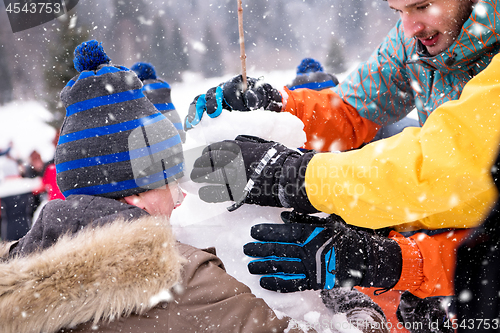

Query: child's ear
[{"left": 123, "top": 194, "right": 145, "bottom": 209}]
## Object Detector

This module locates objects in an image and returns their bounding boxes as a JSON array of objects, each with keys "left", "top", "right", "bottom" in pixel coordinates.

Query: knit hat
[
  {"left": 296, "top": 58, "right": 324, "bottom": 74},
  {"left": 287, "top": 58, "right": 339, "bottom": 91},
  {"left": 55, "top": 40, "right": 184, "bottom": 199},
  {"left": 131, "top": 62, "right": 186, "bottom": 143}
]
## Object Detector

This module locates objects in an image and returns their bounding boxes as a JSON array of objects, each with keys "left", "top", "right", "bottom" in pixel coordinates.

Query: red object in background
[{"left": 42, "top": 163, "right": 64, "bottom": 200}]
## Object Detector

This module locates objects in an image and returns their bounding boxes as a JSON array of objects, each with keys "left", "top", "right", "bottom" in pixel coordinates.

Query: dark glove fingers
[
  {"left": 249, "top": 223, "right": 319, "bottom": 243},
  {"left": 247, "top": 258, "right": 305, "bottom": 275},
  {"left": 245, "top": 76, "right": 259, "bottom": 88},
  {"left": 280, "top": 211, "right": 327, "bottom": 225},
  {"left": 262, "top": 83, "right": 282, "bottom": 112},
  {"left": 191, "top": 144, "right": 241, "bottom": 171},
  {"left": 191, "top": 148, "right": 240, "bottom": 171},
  {"left": 243, "top": 241, "right": 303, "bottom": 258},
  {"left": 259, "top": 275, "right": 309, "bottom": 293},
  {"left": 222, "top": 77, "right": 247, "bottom": 111},
  {"left": 201, "top": 140, "right": 242, "bottom": 156},
  {"left": 198, "top": 185, "right": 241, "bottom": 203},
  {"left": 222, "top": 76, "right": 262, "bottom": 111},
  {"left": 243, "top": 89, "right": 262, "bottom": 110},
  {"left": 243, "top": 79, "right": 269, "bottom": 110},
  {"left": 234, "top": 135, "right": 272, "bottom": 144},
  {"left": 228, "top": 74, "right": 244, "bottom": 85},
  {"left": 190, "top": 165, "right": 242, "bottom": 184}
]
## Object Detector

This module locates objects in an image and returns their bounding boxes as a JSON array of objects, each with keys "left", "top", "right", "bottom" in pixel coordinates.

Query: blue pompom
[
  {"left": 73, "top": 40, "right": 111, "bottom": 73},
  {"left": 297, "top": 58, "right": 324, "bottom": 74},
  {"left": 131, "top": 62, "right": 157, "bottom": 81}
]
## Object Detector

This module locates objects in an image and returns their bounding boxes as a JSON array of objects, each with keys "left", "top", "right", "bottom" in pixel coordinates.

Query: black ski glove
[
  {"left": 217, "top": 75, "right": 282, "bottom": 112},
  {"left": 243, "top": 211, "right": 402, "bottom": 293},
  {"left": 184, "top": 76, "right": 282, "bottom": 130},
  {"left": 396, "top": 292, "right": 453, "bottom": 333},
  {"left": 190, "top": 135, "right": 318, "bottom": 213}
]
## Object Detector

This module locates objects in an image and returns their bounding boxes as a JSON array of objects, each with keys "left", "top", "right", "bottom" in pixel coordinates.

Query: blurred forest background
[{"left": 0, "top": 0, "right": 398, "bottom": 128}]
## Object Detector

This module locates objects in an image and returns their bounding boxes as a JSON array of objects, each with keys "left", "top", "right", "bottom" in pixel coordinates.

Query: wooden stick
[{"left": 237, "top": 0, "right": 248, "bottom": 91}]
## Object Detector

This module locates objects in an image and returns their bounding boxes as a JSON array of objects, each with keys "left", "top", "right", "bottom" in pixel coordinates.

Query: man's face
[{"left": 387, "top": 0, "right": 476, "bottom": 55}]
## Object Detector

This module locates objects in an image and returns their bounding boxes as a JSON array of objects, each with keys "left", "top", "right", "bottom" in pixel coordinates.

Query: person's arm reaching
[{"left": 305, "top": 53, "right": 500, "bottom": 229}]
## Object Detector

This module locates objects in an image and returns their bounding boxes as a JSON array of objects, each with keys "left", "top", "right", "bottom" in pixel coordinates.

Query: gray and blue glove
[
  {"left": 243, "top": 211, "right": 403, "bottom": 293},
  {"left": 184, "top": 75, "right": 282, "bottom": 130},
  {"left": 190, "top": 135, "right": 317, "bottom": 213}
]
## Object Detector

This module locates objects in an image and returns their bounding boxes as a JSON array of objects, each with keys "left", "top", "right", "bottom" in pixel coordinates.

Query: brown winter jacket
[{"left": 0, "top": 195, "right": 310, "bottom": 333}]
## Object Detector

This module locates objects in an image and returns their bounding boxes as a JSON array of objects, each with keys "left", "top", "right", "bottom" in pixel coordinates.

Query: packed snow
[{"left": 169, "top": 70, "right": 347, "bottom": 332}]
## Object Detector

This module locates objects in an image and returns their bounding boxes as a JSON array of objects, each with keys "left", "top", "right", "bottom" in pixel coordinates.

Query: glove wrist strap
[
  {"left": 278, "top": 151, "right": 318, "bottom": 214},
  {"left": 360, "top": 236, "right": 402, "bottom": 289}
]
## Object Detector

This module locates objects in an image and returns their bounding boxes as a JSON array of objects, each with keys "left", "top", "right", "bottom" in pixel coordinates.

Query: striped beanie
[
  {"left": 55, "top": 40, "right": 184, "bottom": 199},
  {"left": 131, "top": 62, "right": 186, "bottom": 143}
]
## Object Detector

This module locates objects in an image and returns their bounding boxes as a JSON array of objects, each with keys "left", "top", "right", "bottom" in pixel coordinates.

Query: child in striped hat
[{"left": 56, "top": 42, "right": 184, "bottom": 199}]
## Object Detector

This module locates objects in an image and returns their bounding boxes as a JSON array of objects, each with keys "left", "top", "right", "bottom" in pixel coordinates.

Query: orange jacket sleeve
[
  {"left": 389, "top": 229, "right": 470, "bottom": 298},
  {"left": 282, "top": 87, "right": 380, "bottom": 151}
]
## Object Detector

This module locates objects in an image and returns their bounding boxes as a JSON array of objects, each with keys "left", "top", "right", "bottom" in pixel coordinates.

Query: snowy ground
[{"left": 0, "top": 68, "right": 416, "bottom": 332}]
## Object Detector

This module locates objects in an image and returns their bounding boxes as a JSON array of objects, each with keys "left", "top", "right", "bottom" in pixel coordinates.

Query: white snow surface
[{"left": 0, "top": 69, "right": 387, "bottom": 332}]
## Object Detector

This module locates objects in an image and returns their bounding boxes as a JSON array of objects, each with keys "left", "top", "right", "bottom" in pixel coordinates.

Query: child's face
[
  {"left": 135, "top": 181, "right": 184, "bottom": 218},
  {"left": 387, "top": 0, "right": 475, "bottom": 56}
]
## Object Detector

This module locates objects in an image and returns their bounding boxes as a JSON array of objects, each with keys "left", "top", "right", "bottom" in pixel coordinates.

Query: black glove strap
[{"left": 279, "top": 151, "right": 318, "bottom": 214}]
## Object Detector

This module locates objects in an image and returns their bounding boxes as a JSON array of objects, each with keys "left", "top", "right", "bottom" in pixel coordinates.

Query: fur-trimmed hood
[{"left": 0, "top": 214, "right": 184, "bottom": 333}]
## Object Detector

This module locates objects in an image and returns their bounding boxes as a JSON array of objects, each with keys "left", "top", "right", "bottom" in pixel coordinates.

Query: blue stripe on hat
[
  {"left": 135, "top": 161, "right": 184, "bottom": 187},
  {"left": 61, "top": 161, "right": 184, "bottom": 197},
  {"left": 153, "top": 103, "right": 175, "bottom": 111},
  {"left": 288, "top": 80, "right": 337, "bottom": 91},
  {"left": 58, "top": 112, "right": 165, "bottom": 145},
  {"left": 65, "top": 89, "right": 145, "bottom": 117},
  {"left": 66, "top": 67, "right": 128, "bottom": 88},
  {"left": 143, "top": 82, "right": 171, "bottom": 91},
  {"left": 128, "top": 135, "right": 181, "bottom": 160},
  {"left": 76, "top": 66, "right": 128, "bottom": 82},
  {"left": 96, "top": 66, "right": 125, "bottom": 75},
  {"left": 172, "top": 122, "right": 183, "bottom": 131},
  {"left": 56, "top": 135, "right": 182, "bottom": 173}
]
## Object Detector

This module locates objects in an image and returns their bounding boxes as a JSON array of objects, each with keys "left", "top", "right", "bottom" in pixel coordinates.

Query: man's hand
[
  {"left": 243, "top": 212, "right": 365, "bottom": 292},
  {"left": 184, "top": 76, "right": 282, "bottom": 130},
  {"left": 243, "top": 211, "right": 402, "bottom": 293},
  {"left": 190, "top": 135, "right": 317, "bottom": 213},
  {"left": 219, "top": 75, "right": 282, "bottom": 112}
]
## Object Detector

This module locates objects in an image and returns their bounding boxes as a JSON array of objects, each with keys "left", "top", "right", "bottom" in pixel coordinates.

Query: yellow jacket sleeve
[{"left": 305, "top": 54, "right": 500, "bottom": 230}]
